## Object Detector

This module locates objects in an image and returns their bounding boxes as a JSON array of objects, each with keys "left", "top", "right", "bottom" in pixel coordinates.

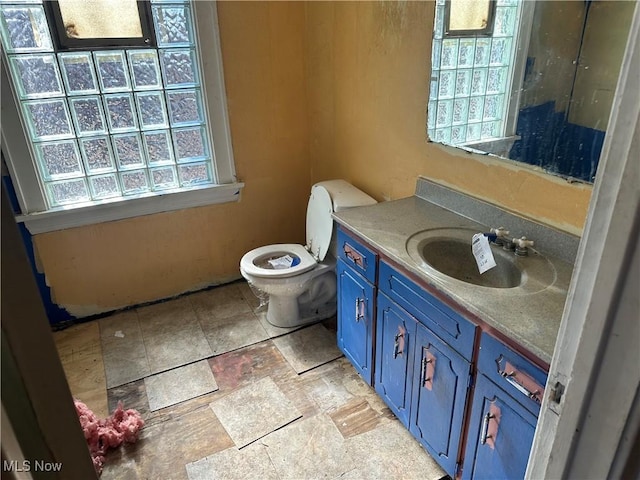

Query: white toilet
[{"left": 240, "top": 180, "right": 377, "bottom": 328}]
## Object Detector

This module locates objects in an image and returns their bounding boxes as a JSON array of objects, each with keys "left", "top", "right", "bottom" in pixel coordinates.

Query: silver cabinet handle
[
  {"left": 355, "top": 298, "right": 365, "bottom": 322},
  {"left": 421, "top": 351, "right": 436, "bottom": 390},
  {"left": 480, "top": 411, "right": 495, "bottom": 445},
  {"left": 503, "top": 373, "right": 539, "bottom": 400},
  {"left": 343, "top": 243, "right": 365, "bottom": 269},
  {"left": 498, "top": 358, "right": 544, "bottom": 403},
  {"left": 480, "top": 403, "right": 501, "bottom": 449},
  {"left": 393, "top": 329, "right": 406, "bottom": 359}
]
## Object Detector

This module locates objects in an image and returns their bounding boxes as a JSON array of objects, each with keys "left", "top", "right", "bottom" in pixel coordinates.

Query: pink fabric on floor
[{"left": 74, "top": 399, "right": 144, "bottom": 475}]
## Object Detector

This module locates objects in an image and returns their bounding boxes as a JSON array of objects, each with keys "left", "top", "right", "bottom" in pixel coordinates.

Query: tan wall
[
  {"left": 569, "top": 1, "right": 635, "bottom": 130},
  {"left": 520, "top": 1, "right": 585, "bottom": 112},
  {"left": 33, "top": 1, "right": 593, "bottom": 316},
  {"left": 33, "top": 1, "right": 310, "bottom": 316},
  {"left": 307, "top": 1, "right": 591, "bottom": 232},
  {"left": 520, "top": 1, "right": 633, "bottom": 127}
]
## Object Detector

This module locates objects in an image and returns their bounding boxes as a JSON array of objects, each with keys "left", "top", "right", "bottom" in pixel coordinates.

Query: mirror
[{"left": 427, "top": 0, "right": 635, "bottom": 183}]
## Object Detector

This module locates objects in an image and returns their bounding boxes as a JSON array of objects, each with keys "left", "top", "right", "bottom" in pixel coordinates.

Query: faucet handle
[
  {"left": 490, "top": 227, "right": 510, "bottom": 246},
  {"left": 513, "top": 236, "right": 534, "bottom": 248},
  {"left": 490, "top": 227, "right": 510, "bottom": 238},
  {"left": 513, "top": 236, "right": 534, "bottom": 256}
]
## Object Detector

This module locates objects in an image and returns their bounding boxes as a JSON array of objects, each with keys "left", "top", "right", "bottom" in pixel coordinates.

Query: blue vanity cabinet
[
  {"left": 335, "top": 225, "right": 549, "bottom": 479},
  {"left": 336, "top": 228, "right": 378, "bottom": 386},
  {"left": 462, "top": 333, "right": 548, "bottom": 480},
  {"left": 337, "top": 259, "right": 375, "bottom": 385},
  {"left": 374, "top": 293, "right": 416, "bottom": 427}
]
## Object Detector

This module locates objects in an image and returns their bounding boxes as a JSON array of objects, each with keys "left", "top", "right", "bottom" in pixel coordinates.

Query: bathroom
[{"left": 1, "top": 1, "right": 638, "bottom": 479}]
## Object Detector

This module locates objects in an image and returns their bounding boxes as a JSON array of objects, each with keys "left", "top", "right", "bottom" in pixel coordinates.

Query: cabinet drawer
[
  {"left": 337, "top": 228, "right": 377, "bottom": 284},
  {"left": 478, "top": 333, "right": 547, "bottom": 415},
  {"left": 379, "top": 260, "right": 476, "bottom": 360}
]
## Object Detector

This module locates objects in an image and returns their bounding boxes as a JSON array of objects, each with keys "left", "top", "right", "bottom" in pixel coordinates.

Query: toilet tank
[
  {"left": 313, "top": 179, "right": 377, "bottom": 212},
  {"left": 308, "top": 180, "right": 377, "bottom": 261}
]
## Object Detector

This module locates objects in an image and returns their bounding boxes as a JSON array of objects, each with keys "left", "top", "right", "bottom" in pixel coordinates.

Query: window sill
[
  {"left": 455, "top": 135, "right": 521, "bottom": 158},
  {"left": 16, "top": 182, "right": 244, "bottom": 234}
]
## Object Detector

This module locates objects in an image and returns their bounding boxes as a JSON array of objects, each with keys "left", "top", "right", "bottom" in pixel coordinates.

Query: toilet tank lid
[{"left": 312, "top": 179, "right": 377, "bottom": 212}]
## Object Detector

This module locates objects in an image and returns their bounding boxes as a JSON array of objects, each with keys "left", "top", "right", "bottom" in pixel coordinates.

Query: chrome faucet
[
  {"left": 487, "top": 227, "right": 535, "bottom": 256},
  {"left": 490, "top": 227, "right": 510, "bottom": 246},
  {"left": 488, "top": 227, "right": 514, "bottom": 250},
  {"left": 513, "top": 237, "right": 534, "bottom": 256}
]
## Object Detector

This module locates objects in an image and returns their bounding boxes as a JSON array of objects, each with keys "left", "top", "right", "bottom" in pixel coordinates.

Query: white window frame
[{"left": 1, "top": 1, "right": 243, "bottom": 234}]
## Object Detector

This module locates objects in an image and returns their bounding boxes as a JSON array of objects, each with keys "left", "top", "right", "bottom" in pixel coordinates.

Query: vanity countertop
[{"left": 333, "top": 194, "right": 576, "bottom": 366}]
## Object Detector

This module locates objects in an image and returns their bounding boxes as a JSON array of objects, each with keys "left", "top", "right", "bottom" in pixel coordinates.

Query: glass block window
[
  {"left": 429, "top": 0, "right": 522, "bottom": 146},
  {"left": 0, "top": 0, "right": 215, "bottom": 208}
]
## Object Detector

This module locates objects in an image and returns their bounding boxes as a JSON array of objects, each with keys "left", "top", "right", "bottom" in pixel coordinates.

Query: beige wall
[{"left": 33, "top": 1, "right": 593, "bottom": 316}]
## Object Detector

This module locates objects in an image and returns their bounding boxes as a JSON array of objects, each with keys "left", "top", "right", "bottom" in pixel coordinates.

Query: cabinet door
[
  {"left": 410, "top": 322, "right": 470, "bottom": 477},
  {"left": 462, "top": 374, "right": 538, "bottom": 480},
  {"left": 374, "top": 293, "right": 414, "bottom": 427},
  {"left": 337, "top": 259, "right": 375, "bottom": 385}
]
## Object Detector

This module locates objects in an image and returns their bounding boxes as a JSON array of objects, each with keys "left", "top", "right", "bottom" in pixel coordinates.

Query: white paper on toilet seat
[{"left": 268, "top": 255, "right": 294, "bottom": 269}]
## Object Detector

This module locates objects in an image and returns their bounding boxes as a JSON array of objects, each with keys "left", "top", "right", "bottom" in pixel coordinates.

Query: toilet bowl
[{"left": 240, "top": 180, "right": 377, "bottom": 328}]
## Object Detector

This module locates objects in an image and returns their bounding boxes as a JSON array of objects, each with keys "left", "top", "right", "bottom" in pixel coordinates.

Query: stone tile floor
[{"left": 54, "top": 281, "right": 446, "bottom": 480}]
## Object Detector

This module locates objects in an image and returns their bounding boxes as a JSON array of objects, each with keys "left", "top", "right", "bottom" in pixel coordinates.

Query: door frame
[{"left": 526, "top": 3, "right": 640, "bottom": 478}]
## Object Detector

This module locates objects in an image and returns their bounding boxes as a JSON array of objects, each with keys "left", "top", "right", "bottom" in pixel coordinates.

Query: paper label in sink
[{"left": 472, "top": 233, "right": 497, "bottom": 274}]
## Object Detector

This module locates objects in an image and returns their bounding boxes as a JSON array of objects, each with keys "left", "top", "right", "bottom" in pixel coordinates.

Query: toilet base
[
  {"left": 265, "top": 294, "right": 300, "bottom": 328},
  {"left": 260, "top": 269, "right": 337, "bottom": 328},
  {"left": 266, "top": 298, "right": 336, "bottom": 328}
]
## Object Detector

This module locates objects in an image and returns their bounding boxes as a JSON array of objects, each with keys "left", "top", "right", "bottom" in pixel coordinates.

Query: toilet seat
[
  {"left": 240, "top": 244, "right": 317, "bottom": 279},
  {"left": 306, "top": 184, "right": 333, "bottom": 261}
]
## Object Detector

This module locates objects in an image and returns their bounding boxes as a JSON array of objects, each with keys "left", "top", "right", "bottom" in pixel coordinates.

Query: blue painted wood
[
  {"left": 478, "top": 333, "right": 547, "bottom": 416},
  {"left": 337, "top": 228, "right": 377, "bottom": 284},
  {"left": 378, "top": 260, "right": 476, "bottom": 360},
  {"left": 1, "top": 173, "right": 72, "bottom": 325},
  {"left": 374, "top": 293, "right": 415, "bottom": 427},
  {"left": 462, "top": 374, "right": 538, "bottom": 480},
  {"left": 409, "top": 322, "right": 470, "bottom": 477},
  {"left": 337, "top": 259, "right": 375, "bottom": 385}
]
